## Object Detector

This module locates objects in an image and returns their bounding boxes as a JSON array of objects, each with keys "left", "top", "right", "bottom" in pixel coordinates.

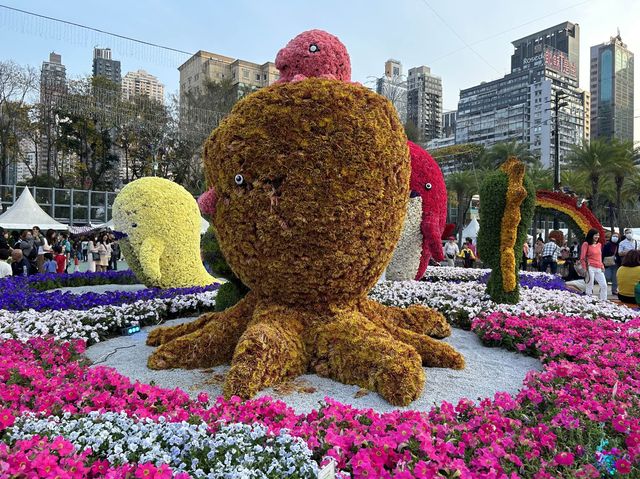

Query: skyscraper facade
[
  {"left": 92, "top": 48, "right": 121, "bottom": 84},
  {"left": 122, "top": 69, "right": 165, "bottom": 103},
  {"left": 40, "top": 52, "right": 67, "bottom": 101},
  {"left": 456, "top": 22, "right": 585, "bottom": 169},
  {"left": 376, "top": 59, "right": 407, "bottom": 124},
  {"left": 590, "top": 33, "right": 634, "bottom": 141},
  {"left": 407, "top": 66, "right": 442, "bottom": 142}
]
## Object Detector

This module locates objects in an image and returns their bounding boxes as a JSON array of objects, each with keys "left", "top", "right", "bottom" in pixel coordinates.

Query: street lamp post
[{"left": 553, "top": 90, "right": 569, "bottom": 230}]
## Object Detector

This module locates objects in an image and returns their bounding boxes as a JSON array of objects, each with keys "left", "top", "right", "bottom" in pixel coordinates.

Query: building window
[
  {"left": 256, "top": 73, "right": 260, "bottom": 81},
  {"left": 243, "top": 69, "right": 249, "bottom": 79}
]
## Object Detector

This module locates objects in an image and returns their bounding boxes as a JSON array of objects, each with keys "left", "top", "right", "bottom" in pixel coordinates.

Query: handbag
[
  {"left": 603, "top": 256, "right": 616, "bottom": 267},
  {"left": 92, "top": 252, "right": 101, "bottom": 261},
  {"left": 574, "top": 260, "right": 587, "bottom": 277}
]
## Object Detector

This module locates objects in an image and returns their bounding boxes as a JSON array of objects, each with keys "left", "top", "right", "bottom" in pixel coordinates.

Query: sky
[{"left": 0, "top": 0, "right": 638, "bottom": 140}]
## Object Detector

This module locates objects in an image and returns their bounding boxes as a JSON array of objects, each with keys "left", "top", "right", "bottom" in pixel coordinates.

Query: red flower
[
  {"left": 616, "top": 459, "right": 632, "bottom": 474},
  {"left": 554, "top": 451, "right": 574, "bottom": 466}
]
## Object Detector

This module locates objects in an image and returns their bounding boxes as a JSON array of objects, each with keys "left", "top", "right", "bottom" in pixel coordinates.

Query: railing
[{"left": 0, "top": 185, "right": 117, "bottom": 226}]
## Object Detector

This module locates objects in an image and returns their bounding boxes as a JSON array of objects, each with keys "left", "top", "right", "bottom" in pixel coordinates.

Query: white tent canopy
[
  {"left": 0, "top": 188, "right": 68, "bottom": 231},
  {"left": 462, "top": 218, "right": 480, "bottom": 242}
]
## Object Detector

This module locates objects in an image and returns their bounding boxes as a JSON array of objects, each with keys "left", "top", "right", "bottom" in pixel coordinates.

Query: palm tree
[
  {"left": 480, "top": 141, "right": 535, "bottom": 169},
  {"left": 527, "top": 160, "right": 553, "bottom": 190},
  {"left": 608, "top": 139, "right": 640, "bottom": 235},
  {"left": 566, "top": 139, "right": 613, "bottom": 216},
  {"left": 446, "top": 171, "right": 479, "bottom": 241}
]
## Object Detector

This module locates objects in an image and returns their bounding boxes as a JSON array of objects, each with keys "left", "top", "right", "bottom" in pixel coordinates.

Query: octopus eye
[
  {"left": 131, "top": 223, "right": 137, "bottom": 228},
  {"left": 309, "top": 43, "right": 319, "bottom": 53},
  {"left": 425, "top": 183, "right": 432, "bottom": 190},
  {"left": 234, "top": 174, "right": 245, "bottom": 185}
]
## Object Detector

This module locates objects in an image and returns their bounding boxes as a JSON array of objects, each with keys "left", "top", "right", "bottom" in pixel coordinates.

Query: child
[
  {"left": 43, "top": 252, "right": 57, "bottom": 274},
  {"left": 459, "top": 241, "right": 477, "bottom": 268},
  {"left": 53, "top": 245, "right": 67, "bottom": 274},
  {"left": 0, "top": 249, "right": 11, "bottom": 278}
]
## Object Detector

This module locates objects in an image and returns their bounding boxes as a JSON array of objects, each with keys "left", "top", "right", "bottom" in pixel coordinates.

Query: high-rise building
[
  {"left": 590, "top": 33, "right": 634, "bottom": 141},
  {"left": 92, "top": 48, "right": 121, "bottom": 84},
  {"left": 456, "top": 22, "right": 584, "bottom": 170},
  {"left": 39, "top": 52, "right": 68, "bottom": 179},
  {"left": 178, "top": 50, "right": 279, "bottom": 107},
  {"left": 442, "top": 110, "right": 457, "bottom": 138},
  {"left": 376, "top": 59, "right": 407, "bottom": 124},
  {"left": 122, "top": 69, "right": 165, "bottom": 103},
  {"left": 407, "top": 66, "right": 442, "bottom": 142},
  {"left": 581, "top": 89, "right": 591, "bottom": 142},
  {"left": 40, "top": 52, "right": 67, "bottom": 101}
]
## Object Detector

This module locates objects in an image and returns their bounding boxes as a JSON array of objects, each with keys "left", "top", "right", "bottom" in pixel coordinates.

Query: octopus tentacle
[
  {"left": 223, "top": 303, "right": 309, "bottom": 399},
  {"left": 146, "top": 292, "right": 256, "bottom": 347},
  {"left": 359, "top": 297, "right": 451, "bottom": 338},
  {"left": 147, "top": 294, "right": 256, "bottom": 370},
  {"left": 309, "top": 311, "right": 425, "bottom": 406}
]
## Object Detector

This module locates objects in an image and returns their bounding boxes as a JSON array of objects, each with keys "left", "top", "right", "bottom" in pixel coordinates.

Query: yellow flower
[{"left": 113, "top": 177, "right": 219, "bottom": 288}]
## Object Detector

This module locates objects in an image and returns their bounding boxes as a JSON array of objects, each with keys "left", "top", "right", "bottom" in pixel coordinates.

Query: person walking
[
  {"left": 81, "top": 238, "right": 89, "bottom": 262},
  {"left": 533, "top": 238, "right": 544, "bottom": 270},
  {"left": 580, "top": 228, "right": 608, "bottom": 301},
  {"left": 603, "top": 232, "right": 619, "bottom": 295},
  {"left": 97, "top": 233, "right": 111, "bottom": 272},
  {"left": 540, "top": 237, "right": 561, "bottom": 274},
  {"left": 109, "top": 235, "right": 121, "bottom": 271},
  {"left": 522, "top": 241, "right": 530, "bottom": 271},
  {"left": 443, "top": 237, "right": 459, "bottom": 267},
  {"left": 87, "top": 234, "right": 99, "bottom": 273}
]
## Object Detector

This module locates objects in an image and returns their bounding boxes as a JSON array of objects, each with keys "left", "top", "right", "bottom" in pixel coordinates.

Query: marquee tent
[
  {"left": 0, "top": 188, "right": 68, "bottom": 231},
  {"left": 461, "top": 218, "right": 480, "bottom": 242}
]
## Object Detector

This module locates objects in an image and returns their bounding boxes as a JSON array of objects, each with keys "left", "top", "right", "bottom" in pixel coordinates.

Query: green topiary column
[{"left": 477, "top": 157, "right": 535, "bottom": 304}]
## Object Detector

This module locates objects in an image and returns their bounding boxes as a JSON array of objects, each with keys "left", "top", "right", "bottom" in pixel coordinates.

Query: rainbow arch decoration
[{"left": 535, "top": 190, "right": 605, "bottom": 245}]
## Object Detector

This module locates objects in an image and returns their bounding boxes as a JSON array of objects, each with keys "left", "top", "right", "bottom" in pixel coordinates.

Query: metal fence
[{"left": 0, "top": 185, "right": 117, "bottom": 226}]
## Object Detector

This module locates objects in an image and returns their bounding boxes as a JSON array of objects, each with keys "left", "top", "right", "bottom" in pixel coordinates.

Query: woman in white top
[{"left": 87, "top": 234, "right": 99, "bottom": 273}]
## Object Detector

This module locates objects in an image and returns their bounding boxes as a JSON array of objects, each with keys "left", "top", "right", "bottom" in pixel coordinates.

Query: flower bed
[
  {"left": 0, "top": 270, "right": 218, "bottom": 312},
  {"left": 1, "top": 310, "right": 639, "bottom": 477},
  {"left": 420, "top": 266, "right": 561, "bottom": 287},
  {"left": 0, "top": 289, "right": 218, "bottom": 344},
  {"left": 370, "top": 280, "right": 639, "bottom": 327}
]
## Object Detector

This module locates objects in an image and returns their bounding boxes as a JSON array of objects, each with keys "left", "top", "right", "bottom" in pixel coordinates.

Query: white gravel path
[
  {"left": 85, "top": 316, "right": 541, "bottom": 414},
  {"left": 53, "top": 284, "right": 147, "bottom": 294}
]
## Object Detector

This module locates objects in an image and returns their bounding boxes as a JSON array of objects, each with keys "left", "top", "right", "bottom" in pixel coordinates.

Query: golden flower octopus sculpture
[{"left": 146, "top": 33, "right": 464, "bottom": 406}]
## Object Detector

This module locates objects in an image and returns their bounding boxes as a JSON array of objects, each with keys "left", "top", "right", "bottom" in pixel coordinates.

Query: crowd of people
[
  {"left": 0, "top": 226, "right": 121, "bottom": 278},
  {"left": 442, "top": 228, "right": 640, "bottom": 306},
  {"left": 523, "top": 228, "right": 640, "bottom": 305}
]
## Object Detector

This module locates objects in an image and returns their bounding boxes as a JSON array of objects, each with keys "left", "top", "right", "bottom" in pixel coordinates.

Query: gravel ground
[
  {"left": 85, "top": 316, "right": 541, "bottom": 414},
  {"left": 52, "top": 284, "right": 147, "bottom": 294}
]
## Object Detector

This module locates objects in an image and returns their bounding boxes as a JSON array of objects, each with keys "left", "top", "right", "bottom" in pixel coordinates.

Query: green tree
[
  {"left": 431, "top": 143, "right": 485, "bottom": 173},
  {"left": 404, "top": 120, "right": 420, "bottom": 143},
  {"left": 0, "top": 61, "right": 37, "bottom": 185},
  {"left": 566, "top": 139, "right": 613, "bottom": 217},
  {"left": 55, "top": 76, "right": 121, "bottom": 189},
  {"left": 446, "top": 170, "right": 479, "bottom": 241},
  {"left": 608, "top": 139, "right": 639, "bottom": 234},
  {"left": 480, "top": 141, "right": 535, "bottom": 170},
  {"left": 527, "top": 159, "right": 552, "bottom": 190}
]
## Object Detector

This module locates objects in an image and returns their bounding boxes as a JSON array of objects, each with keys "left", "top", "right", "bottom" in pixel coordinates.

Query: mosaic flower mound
[
  {"left": 147, "top": 74, "right": 463, "bottom": 407},
  {"left": 113, "top": 177, "right": 218, "bottom": 288},
  {"left": 477, "top": 157, "right": 535, "bottom": 304}
]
